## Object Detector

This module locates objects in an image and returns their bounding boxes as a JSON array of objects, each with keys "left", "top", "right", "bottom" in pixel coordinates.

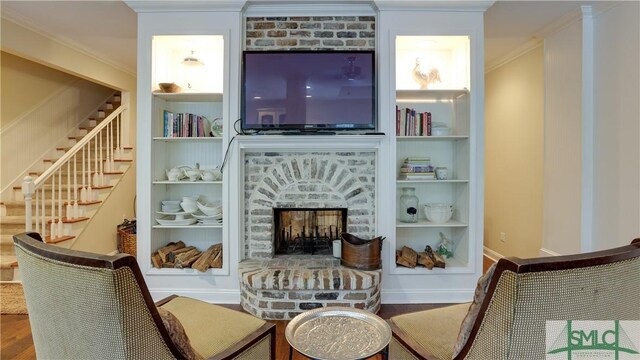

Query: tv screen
[{"left": 242, "top": 51, "right": 375, "bottom": 132}]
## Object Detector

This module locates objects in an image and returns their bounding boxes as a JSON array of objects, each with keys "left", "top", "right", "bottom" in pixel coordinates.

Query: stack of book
[
  {"left": 399, "top": 157, "right": 435, "bottom": 180},
  {"left": 396, "top": 106, "right": 432, "bottom": 136},
  {"left": 163, "top": 110, "right": 208, "bottom": 138}
]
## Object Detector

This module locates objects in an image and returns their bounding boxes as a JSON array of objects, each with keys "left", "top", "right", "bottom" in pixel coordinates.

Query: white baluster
[
  {"left": 35, "top": 189, "right": 40, "bottom": 234},
  {"left": 81, "top": 146, "right": 87, "bottom": 202},
  {"left": 99, "top": 128, "right": 104, "bottom": 186},
  {"left": 74, "top": 153, "right": 79, "bottom": 218},
  {"left": 41, "top": 187, "right": 46, "bottom": 240},
  {"left": 50, "top": 177, "right": 56, "bottom": 239},
  {"left": 87, "top": 139, "right": 93, "bottom": 202},
  {"left": 93, "top": 133, "right": 99, "bottom": 186},
  {"left": 66, "top": 161, "right": 73, "bottom": 219},
  {"left": 116, "top": 114, "right": 121, "bottom": 159},
  {"left": 58, "top": 169, "right": 64, "bottom": 236}
]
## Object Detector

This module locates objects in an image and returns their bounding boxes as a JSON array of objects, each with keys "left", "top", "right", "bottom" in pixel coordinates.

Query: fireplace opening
[{"left": 273, "top": 208, "right": 347, "bottom": 255}]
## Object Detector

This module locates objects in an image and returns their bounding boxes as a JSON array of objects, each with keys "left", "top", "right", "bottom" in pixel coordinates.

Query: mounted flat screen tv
[{"left": 242, "top": 50, "right": 375, "bottom": 133}]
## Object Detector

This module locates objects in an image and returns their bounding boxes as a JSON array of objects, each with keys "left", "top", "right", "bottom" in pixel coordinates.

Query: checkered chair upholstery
[
  {"left": 388, "top": 239, "right": 640, "bottom": 359},
  {"left": 13, "top": 232, "right": 275, "bottom": 360}
]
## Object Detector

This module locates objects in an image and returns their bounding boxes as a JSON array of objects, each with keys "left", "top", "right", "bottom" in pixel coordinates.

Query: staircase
[{"left": 0, "top": 93, "right": 132, "bottom": 281}]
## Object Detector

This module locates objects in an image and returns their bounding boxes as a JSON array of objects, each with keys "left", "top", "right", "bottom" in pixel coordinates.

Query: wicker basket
[
  {"left": 117, "top": 220, "right": 137, "bottom": 257},
  {"left": 118, "top": 230, "right": 137, "bottom": 257}
]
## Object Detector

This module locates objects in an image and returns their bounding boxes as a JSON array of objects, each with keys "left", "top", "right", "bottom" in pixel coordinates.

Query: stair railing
[{"left": 22, "top": 103, "right": 128, "bottom": 242}]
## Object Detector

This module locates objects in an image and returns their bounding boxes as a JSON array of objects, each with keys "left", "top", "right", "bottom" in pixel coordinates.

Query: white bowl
[
  {"left": 180, "top": 201, "right": 198, "bottom": 213},
  {"left": 197, "top": 201, "right": 222, "bottom": 216},
  {"left": 182, "top": 195, "right": 199, "bottom": 204},
  {"left": 423, "top": 203, "right": 454, "bottom": 223}
]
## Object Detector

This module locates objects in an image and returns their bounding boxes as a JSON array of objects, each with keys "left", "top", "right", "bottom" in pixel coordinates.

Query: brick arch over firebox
[{"left": 244, "top": 152, "right": 376, "bottom": 259}]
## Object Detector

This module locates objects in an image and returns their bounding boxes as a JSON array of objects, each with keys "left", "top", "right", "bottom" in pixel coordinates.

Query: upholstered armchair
[
  {"left": 389, "top": 239, "right": 640, "bottom": 359},
  {"left": 13, "top": 232, "right": 275, "bottom": 360}
]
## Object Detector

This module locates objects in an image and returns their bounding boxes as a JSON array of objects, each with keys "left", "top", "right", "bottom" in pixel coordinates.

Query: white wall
[
  {"left": 592, "top": 2, "right": 640, "bottom": 249},
  {"left": 542, "top": 19, "right": 583, "bottom": 256},
  {"left": 485, "top": 45, "right": 544, "bottom": 259}
]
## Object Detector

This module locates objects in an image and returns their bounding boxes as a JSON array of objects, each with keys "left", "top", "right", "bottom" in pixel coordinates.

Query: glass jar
[{"left": 399, "top": 187, "right": 419, "bottom": 223}]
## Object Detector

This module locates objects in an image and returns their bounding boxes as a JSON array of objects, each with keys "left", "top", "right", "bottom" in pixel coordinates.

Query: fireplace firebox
[{"left": 273, "top": 208, "right": 347, "bottom": 255}]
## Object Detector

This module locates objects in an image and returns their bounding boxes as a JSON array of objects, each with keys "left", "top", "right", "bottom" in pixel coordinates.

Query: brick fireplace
[{"left": 239, "top": 150, "right": 381, "bottom": 319}]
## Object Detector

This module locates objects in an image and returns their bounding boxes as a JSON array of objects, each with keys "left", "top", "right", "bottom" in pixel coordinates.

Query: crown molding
[
  {"left": 485, "top": 38, "right": 542, "bottom": 73},
  {"left": 375, "top": 1, "right": 494, "bottom": 12},
  {"left": 244, "top": 2, "right": 377, "bottom": 16},
  {"left": 124, "top": 0, "right": 246, "bottom": 13},
  {"left": 0, "top": 12, "right": 136, "bottom": 76}
]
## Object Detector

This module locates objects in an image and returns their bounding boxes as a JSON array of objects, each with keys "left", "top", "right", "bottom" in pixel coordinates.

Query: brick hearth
[{"left": 239, "top": 256, "right": 381, "bottom": 320}]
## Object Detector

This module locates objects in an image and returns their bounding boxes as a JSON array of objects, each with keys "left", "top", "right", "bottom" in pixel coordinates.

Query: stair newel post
[
  {"left": 58, "top": 169, "right": 64, "bottom": 236},
  {"left": 22, "top": 176, "right": 34, "bottom": 232},
  {"left": 81, "top": 146, "right": 87, "bottom": 202}
]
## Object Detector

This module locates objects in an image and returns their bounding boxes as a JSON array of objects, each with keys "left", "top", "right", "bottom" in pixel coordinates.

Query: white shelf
[
  {"left": 391, "top": 257, "right": 473, "bottom": 275},
  {"left": 396, "top": 219, "right": 467, "bottom": 228},
  {"left": 153, "top": 180, "right": 223, "bottom": 185},
  {"left": 396, "top": 136, "right": 468, "bottom": 141},
  {"left": 153, "top": 137, "right": 223, "bottom": 142},
  {"left": 396, "top": 89, "right": 469, "bottom": 102},
  {"left": 397, "top": 179, "right": 468, "bottom": 184},
  {"left": 153, "top": 224, "right": 223, "bottom": 229},
  {"left": 146, "top": 267, "right": 227, "bottom": 276},
  {"left": 152, "top": 92, "right": 223, "bottom": 102}
]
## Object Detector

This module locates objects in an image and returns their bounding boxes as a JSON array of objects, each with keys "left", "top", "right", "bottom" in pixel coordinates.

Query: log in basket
[{"left": 340, "top": 233, "right": 384, "bottom": 270}]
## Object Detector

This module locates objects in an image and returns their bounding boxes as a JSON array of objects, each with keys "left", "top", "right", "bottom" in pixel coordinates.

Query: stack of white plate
[{"left": 161, "top": 200, "right": 181, "bottom": 213}]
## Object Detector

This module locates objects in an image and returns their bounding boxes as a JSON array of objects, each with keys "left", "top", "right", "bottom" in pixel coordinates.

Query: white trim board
[{"left": 483, "top": 246, "right": 504, "bottom": 262}]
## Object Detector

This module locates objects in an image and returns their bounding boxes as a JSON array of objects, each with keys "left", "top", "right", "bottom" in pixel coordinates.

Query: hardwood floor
[
  {"left": 0, "top": 304, "right": 446, "bottom": 360},
  {"left": 1, "top": 257, "right": 495, "bottom": 359}
]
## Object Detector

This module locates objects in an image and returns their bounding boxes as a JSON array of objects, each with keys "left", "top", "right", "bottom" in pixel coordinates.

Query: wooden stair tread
[
  {"left": 114, "top": 159, "right": 133, "bottom": 162},
  {"left": 64, "top": 200, "right": 101, "bottom": 206},
  {"left": 103, "top": 171, "right": 124, "bottom": 175},
  {"left": 45, "top": 235, "right": 75, "bottom": 244}
]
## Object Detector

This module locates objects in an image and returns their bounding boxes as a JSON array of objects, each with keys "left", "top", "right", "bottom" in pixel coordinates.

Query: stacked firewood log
[
  {"left": 152, "top": 241, "right": 222, "bottom": 272},
  {"left": 396, "top": 245, "right": 445, "bottom": 269}
]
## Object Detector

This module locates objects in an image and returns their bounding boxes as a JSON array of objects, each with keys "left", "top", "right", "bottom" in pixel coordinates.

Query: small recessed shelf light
[
  {"left": 306, "top": 86, "right": 311, "bottom": 89},
  {"left": 253, "top": 96, "right": 262, "bottom": 99},
  {"left": 306, "top": 95, "right": 312, "bottom": 98}
]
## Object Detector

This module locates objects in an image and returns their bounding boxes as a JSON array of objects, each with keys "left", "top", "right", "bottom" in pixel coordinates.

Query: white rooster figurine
[{"left": 412, "top": 58, "right": 441, "bottom": 89}]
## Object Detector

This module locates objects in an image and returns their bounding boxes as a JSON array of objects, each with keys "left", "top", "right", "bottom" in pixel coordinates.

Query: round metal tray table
[{"left": 285, "top": 307, "right": 391, "bottom": 360}]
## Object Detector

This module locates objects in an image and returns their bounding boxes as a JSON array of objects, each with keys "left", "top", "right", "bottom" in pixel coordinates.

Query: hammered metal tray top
[{"left": 285, "top": 307, "right": 392, "bottom": 360}]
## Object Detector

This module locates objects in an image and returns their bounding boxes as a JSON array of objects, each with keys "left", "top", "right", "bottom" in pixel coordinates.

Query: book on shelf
[
  {"left": 399, "top": 173, "right": 436, "bottom": 180},
  {"left": 163, "top": 110, "right": 208, "bottom": 138},
  {"left": 396, "top": 107, "right": 433, "bottom": 136}
]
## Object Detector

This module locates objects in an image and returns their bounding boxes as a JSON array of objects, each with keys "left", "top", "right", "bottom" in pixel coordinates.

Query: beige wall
[
  {"left": 1, "top": 51, "right": 76, "bottom": 127},
  {"left": 72, "top": 164, "right": 136, "bottom": 254},
  {"left": 484, "top": 45, "right": 544, "bottom": 258},
  {"left": 2, "top": 17, "right": 137, "bottom": 254}
]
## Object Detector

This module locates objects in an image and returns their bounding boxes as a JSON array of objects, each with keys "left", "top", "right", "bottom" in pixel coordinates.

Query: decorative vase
[{"left": 399, "top": 187, "right": 419, "bottom": 223}]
